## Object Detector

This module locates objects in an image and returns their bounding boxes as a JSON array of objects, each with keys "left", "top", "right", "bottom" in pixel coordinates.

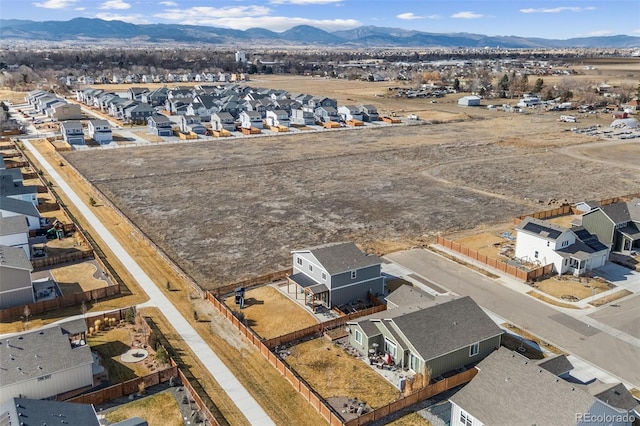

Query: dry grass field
[
  {"left": 51, "top": 262, "right": 110, "bottom": 293},
  {"left": 63, "top": 98, "right": 640, "bottom": 288},
  {"left": 534, "top": 276, "right": 612, "bottom": 301},
  {"left": 104, "top": 391, "right": 184, "bottom": 426},
  {"left": 222, "top": 285, "right": 317, "bottom": 339},
  {"left": 454, "top": 232, "right": 510, "bottom": 258},
  {"left": 589, "top": 289, "right": 633, "bottom": 307},
  {"left": 286, "top": 338, "right": 399, "bottom": 409}
]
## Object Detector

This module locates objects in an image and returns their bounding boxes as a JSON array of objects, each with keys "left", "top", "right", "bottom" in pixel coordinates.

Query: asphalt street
[{"left": 385, "top": 249, "right": 640, "bottom": 388}]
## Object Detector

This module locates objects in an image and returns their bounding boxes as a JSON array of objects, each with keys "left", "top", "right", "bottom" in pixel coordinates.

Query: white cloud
[
  {"left": 34, "top": 0, "right": 77, "bottom": 9},
  {"left": 159, "top": 0, "right": 177, "bottom": 5},
  {"left": 634, "top": 28, "right": 640, "bottom": 34},
  {"left": 270, "top": 0, "right": 341, "bottom": 4},
  {"left": 520, "top": 6, "right": 596, "bottom": 13},
  {"left": 99, "top": 0, "right": 131, "bottom": 10},
  {"left": 75, "top": 6, "right": 85, "bottom": 10},
  {"left": 155, "top": 5, "right": 272, "bottom": 20},
  {"left": 451, "top": 11, "right": 483, "bottom": 19},
  {"left": 95, "top": 13, "right": 150, "bottom": 24},
  {"left": 588, "top": 30, "right": 613, "bottom": 36},
  {"left": 397, "top": 13, "right": 423, "bottom": 20}
]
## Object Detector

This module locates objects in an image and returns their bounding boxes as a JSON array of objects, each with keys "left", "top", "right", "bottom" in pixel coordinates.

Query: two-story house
[
  {"left": 179, "top": 115, "right": 207, "bottom": 135},
  {"left": 239, "top": 110, "right": 263, "bottom": 129},
  {"left": 581, "top": 199, "right": 640, "bottom": 255},
  {"left": 359, "top": 104, "right": 380, "bottom": 122},
  {"left": 211, "top": 112, "right": 236, "bottom": 132},
  {"left": 288, "top": 242, "right": 385, "bottom": 309},
  {"left": 147, "top": 114, "right": 173, "bottom": 136},
  {"left": 87, "top": 120, "right": 112, "bottom": 144},
  {"left": 338, "top": 105, "right": 363, "bottom": 122},
  {"left": 515, "top": 217, "right": 609, "bottom": 276},
  {"left": 59, "top": 121, "right": 85, "bottom": 145}
]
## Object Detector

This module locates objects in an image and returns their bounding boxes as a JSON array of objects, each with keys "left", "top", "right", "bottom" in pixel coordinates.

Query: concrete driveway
[{"left": 592, "top": 262, "right": 640, "bottom": 292}]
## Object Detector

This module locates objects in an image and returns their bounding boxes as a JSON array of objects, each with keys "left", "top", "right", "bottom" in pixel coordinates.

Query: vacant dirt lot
[{"left": 63, "top": 99, "right": 640, "bottom": 289}]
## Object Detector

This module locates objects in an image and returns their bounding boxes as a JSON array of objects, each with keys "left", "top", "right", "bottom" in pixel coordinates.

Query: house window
[
  {"left": 534, "top": 251, "right": 539, "bottom": 259},
  {"left": 562, "top": 240, "right": 569, "bottom": 247},
  {"left": 460, "top": 410, "right": 473, "bottom": 426},
  {"left": 351, "top": 270, "right": 357, "bottom": 279},
  {"left": 354, "top": 329, "right": 362, "bottom": 345},
  {"left": 321, "top": 272, "right": 327, "bottom": 281},
  {"left": 384, "top": 339, "right": 397, "bottom": 359},
  {"left": 409, "top": 353, "right": 420, "bottom": 372},
  {"left": 469, "top": 342, "right": 479, "bottom": 357},
  {"left": 309, "top": 264, "right": 313, "bottom": 272},
  {"left": 297, "top": 257, "right": 303, "bottom": 266}
]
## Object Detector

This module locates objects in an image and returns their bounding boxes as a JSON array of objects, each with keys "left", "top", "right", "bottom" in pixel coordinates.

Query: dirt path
[{"left": 559, "top": 139, "right": 640, "bottom": 171}]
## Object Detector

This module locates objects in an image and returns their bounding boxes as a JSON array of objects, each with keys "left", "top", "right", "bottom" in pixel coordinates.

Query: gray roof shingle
[
  {"left": 0, "top": 244, "right": 32, "bottom": 270},
  {"left": 391, "top": 296, "right": 502, "bottom": 361},
  {"left": 7, "top": 398, "right": 100, "bottom": 426},
  {"left": 536, "top": 354, "right": 574, "bottom": 376},
  {"left": 297, "top": 242, "right": 381, "bottom": 275},
  {"left": 0, "top": 319, "right": 92, "bottom": 387},
  {"left": 0, "top": 215, "right": 29, "bottom": 236},
  {"left": 450, "top": 347, "right": 596, "bottom": 425},
  {"left": 0, "top": 196, "right": 40, "bottom": 218}
]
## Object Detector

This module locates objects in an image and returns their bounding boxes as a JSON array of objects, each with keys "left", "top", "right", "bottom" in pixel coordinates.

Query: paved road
[
  {"left": 385, "top": 249, "right": 640, "bottom": 388},
  {"left": 22, "top": 139, "right": 275, "bottom": 426}
]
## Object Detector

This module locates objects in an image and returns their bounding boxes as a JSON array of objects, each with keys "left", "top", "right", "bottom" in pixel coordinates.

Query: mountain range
[{"left": 1, "top": 18, "right": 639, "bottom": 48}]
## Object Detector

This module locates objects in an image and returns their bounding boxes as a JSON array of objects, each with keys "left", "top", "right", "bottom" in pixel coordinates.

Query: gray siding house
[
  {"left": 347, "top": 294, "right": 502, "bottom": 378},
  {"left": 59, "top": 121, "right": 85, "bottom": 145},
  {"left": 581, "top": 199, "right": 640, "bottom": 255},
  {"left": 0, "top": 245, "right": 34, "bottom": 309},
  {"left": 288, "top": 242, "right": 384, "bottom": 309},
  {"left": 147, "top": 114, "right": 173, "bottom": 136}
]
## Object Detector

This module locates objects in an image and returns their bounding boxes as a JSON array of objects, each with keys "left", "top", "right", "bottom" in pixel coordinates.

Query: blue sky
[{"left": 3, "top": 0, "right": 639, "bottom": 39}]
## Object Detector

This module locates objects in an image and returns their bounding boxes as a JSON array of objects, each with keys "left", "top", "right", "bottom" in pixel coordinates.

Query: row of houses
[
  {"left": 69, "top": 71, "right": 249, "bottom": 86},
  {"left": 0, "top": 154, "right": 50, "bottom": 309},
  {"left": 76, "top": 85, "right": 380, "bottom": 129},
  {"left": 24, "top": 90, "right": 82, "bottom": 122}
]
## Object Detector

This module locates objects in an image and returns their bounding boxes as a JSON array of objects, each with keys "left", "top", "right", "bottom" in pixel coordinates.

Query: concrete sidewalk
[{"left": 22, "top": 139, "right": 274, "bottom": 426}]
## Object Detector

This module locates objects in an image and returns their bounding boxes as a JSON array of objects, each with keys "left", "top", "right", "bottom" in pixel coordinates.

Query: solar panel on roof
[{"left": 522, "top": 222, "right": 562, "bottom": 239}]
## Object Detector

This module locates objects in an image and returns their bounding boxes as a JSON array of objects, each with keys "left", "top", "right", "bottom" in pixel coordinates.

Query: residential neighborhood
[{"left": 1, "top": 9, "right": 640, "bottom": 425}]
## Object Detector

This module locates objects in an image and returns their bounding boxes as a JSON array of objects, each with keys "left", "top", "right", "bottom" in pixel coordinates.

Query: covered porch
[
  {"left": 616, "top": 224, "right": 640, "bottom": 255},
  {"left": 287, "top": 273, "right": 330, "bottom": 312}
]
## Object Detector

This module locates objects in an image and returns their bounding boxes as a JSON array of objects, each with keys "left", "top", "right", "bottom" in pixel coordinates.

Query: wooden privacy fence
[
  {"left": 66, "top": 366, "right": 179, "bottom": 406},
  {"left": 437, "top": 236, "right": 550, "bottom": 282},
  {"left": 72, "top": 308, "right": 222, "bottom": 425},
  {"left": 263, "top": 303, "right": 386, "bottom": 348},
  {"left": 513, "top": 191, "right": 640, "bottom": 225},
  {"left": 513, "top": 204, "right": 572, "bottom": 225},
  {"left": 0, "top": 285, "right": 120, "bottom": 322},
  {"left": 207, "top": 292, "right": 476, "bottom": 426},
  {"left": 213, "top": 268, "right": 293, "bottom": 297},
  {"left": 30, "top": 249, "right": 95, "bottom": 269},
  {"left": 343, "top": 368, "right": 478, "bottom": 426}
]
